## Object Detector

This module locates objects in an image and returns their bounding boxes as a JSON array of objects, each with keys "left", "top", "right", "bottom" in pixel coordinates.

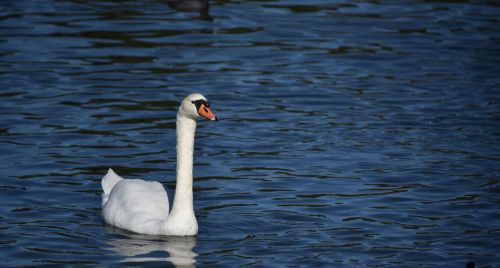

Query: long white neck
[
  {"left": 162, "top": 114, "right": 198, "bottom": 235},
  {"left": 174, "top": 114, "right": 196, "bottom": 212}
]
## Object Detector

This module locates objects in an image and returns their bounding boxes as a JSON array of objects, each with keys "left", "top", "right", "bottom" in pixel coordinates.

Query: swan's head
[{"left": 179, "top": 93, "right": 219, "bottom": 121}]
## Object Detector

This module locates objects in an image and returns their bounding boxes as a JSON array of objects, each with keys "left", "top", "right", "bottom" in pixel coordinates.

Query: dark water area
[{"left": 1, "top": 0, "right": 499, "bottom": 267}]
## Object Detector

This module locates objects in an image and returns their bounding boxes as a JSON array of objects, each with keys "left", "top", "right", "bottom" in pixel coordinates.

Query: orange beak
[{"left": 198, "top": 104, "right": 219, "bottom": 121}]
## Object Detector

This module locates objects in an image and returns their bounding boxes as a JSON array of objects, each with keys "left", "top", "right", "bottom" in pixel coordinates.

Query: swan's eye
[{"left": 192, "top": 99, "right": 209, "bottom": 110}]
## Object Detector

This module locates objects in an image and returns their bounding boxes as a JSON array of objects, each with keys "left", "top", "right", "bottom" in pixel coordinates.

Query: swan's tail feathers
[{"left": 101, "top": 168, "right": 123, "bottom": 204}]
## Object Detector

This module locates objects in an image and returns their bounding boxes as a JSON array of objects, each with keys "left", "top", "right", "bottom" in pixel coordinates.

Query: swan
[{"left": 101, "top": 93, "right": 218, "bottom": 236}]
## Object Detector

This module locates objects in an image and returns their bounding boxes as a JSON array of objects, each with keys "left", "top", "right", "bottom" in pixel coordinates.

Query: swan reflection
[{"left": 106, "top": 226, "right": 197, "bottom": 267}]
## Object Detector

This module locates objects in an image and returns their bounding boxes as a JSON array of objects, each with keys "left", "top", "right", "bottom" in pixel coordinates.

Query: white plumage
[{"left": 101, "top": 93, "right": 218, "bottom": 236}]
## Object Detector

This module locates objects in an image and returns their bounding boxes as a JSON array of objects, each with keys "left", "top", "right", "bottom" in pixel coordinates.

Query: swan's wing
[
  {"left": 102, "top": 179, "right": 170, "bottom": 234},
  {"left": 101, "top": 168, "right": 124, "bottom": 205}
]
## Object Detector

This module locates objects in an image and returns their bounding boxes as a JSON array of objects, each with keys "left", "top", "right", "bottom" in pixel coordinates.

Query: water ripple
[{"left": 1, "top": 0, "right": 499, "bottom": 267}]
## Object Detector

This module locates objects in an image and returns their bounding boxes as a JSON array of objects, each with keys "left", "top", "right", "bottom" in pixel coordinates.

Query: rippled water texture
[{"left": 1, "top": 0, "right": 499, "bottom": 267}]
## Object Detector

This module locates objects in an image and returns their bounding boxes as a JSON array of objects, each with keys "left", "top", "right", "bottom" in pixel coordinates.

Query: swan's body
[{"left": 101, "top": 93, "right": 218, "bottom": 236}]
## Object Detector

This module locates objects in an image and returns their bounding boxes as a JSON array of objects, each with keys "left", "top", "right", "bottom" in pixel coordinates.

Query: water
[{"left": 1, "top": 0, "right": 499, "bottom": 267}]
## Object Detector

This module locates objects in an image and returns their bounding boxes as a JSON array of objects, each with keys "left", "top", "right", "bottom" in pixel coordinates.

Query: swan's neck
[
  {"left": 163, "top": 114, "right": 198, "bottom": 235},
  {"left": 174, "top": 115, "right": 196, "bottom": 211}
]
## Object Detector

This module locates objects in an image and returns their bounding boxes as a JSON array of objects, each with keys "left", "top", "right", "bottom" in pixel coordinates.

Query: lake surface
[{"left": 1, "top": 0, "right": 499, "bottom": 267}]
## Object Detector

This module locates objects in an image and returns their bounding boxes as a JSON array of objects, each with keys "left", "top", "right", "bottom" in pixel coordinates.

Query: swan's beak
[{"left": 198, "top": 104, "right": 219, "bottom": 121}]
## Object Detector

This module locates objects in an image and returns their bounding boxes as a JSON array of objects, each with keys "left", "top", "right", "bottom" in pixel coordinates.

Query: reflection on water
[
  {"left": 0, "top": 0, "right": 499, "bottom": 267},
  {"left": 167, "top": 0, "right": 211, "bottom": 20},
  {"left": 107, "top": 226, "right": 197, "bottom": 266}
]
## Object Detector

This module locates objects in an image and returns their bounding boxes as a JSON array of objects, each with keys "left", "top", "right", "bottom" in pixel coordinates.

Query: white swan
[{"left": 101, "top": 93, "right": 218, "bottom": 236}]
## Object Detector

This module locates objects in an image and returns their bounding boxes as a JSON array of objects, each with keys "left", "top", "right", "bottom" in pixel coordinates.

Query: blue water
[{"left": 1, "top": 0, "right": 499, "bottom": 267}]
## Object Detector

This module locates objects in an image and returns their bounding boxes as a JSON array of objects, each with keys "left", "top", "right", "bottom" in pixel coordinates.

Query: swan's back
[{"left": 101, "top": 169, "right": 170, "bottom": 234}]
